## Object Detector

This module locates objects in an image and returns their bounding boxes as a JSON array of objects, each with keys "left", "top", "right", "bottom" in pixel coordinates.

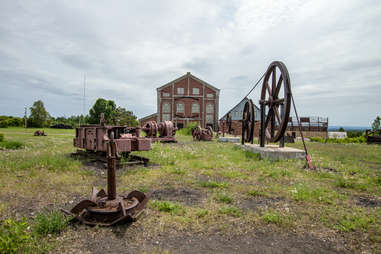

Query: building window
[
  {"left": 192, "top": 88, "right": 200, "bottom": 95},
  {"left": 177, "top": 87, "right": 184, "bottom": 94},
  {"left": 176, "top": 102, "right": 184, "bottom": 113},
  {"left": 163, "top": 92, "right": 170, "bottom": 97},
  {"left": 234, "top": 111, "right": 238, "bottom": 117},
  {"left": 192, "top": 103, "right": 200, "bottom": 113},
  {"left": 206, "top": 115, "right": 213, "bottom": 124},
  {"left": 207, "top": 93, "right": 213, "bottom": 98},
  {"left": 162, "top": 102, "right": 170, "bottom": 113},
  {"left": 206, "top": 103, "right": 214, "bottom": 114},
  {"left": 162, "top": 114, "right": 171, "bottom": 121}
]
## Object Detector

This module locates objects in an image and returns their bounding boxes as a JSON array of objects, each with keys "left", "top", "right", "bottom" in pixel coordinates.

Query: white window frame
[
  {"left": 192, "top": 103, "right": 200, "bottom": 113},
  {"left": 206, "top": 103, "right": 214, "bottom": 114},
  {"left": 177, "top": 87, "right": 184, "bottom": 95},
  {"left": 192, "top": 88, "right": 200, "bottom": 95},
  {"left": 176, "top": 102, "right": 184, "bottom": 113},
  {"left": 162, "top": 102, "right": 170, "bottom": 113}
]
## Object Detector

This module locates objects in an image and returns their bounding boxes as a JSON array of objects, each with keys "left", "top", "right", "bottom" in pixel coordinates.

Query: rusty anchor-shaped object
[{"left": 63, "top": 131, "right": 150, "bottom": 226}]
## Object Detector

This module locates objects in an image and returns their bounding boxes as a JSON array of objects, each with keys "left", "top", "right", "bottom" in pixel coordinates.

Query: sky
[{"left": 0, "top": 0, "right": 380, "bottom": 127}]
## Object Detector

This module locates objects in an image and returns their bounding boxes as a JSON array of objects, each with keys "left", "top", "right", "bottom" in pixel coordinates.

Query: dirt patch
[
  {"left": 139, "top": 230, "right": 346, "bottom": 254},
  {"left": 57, "top": 227, "right": 348, "bottom": 254},
  {"left": 238, "top": 197, "right": 284, "bottom": 211},
  {"left": 151, "top": 188, "right": 203, "bottom": 206},
  {"left": 320, "top": 167, "right": 337, "bottom": 172},
  {"left": 355, "top": 196, "right": 381, "bottom": 208}
]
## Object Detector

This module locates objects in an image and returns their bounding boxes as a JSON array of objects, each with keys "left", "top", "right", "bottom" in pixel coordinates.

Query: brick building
[
  {"left": 139, "top": 72, "right": 220, "bottom": 130},
  {"left": 219, "top": 97, "right": 260, "bottom": 136}
]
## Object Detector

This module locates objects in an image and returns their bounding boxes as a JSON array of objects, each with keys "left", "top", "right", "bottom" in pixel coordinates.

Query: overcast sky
[{"left": 0, "top": 0, "right": 380, "bottom": 126}]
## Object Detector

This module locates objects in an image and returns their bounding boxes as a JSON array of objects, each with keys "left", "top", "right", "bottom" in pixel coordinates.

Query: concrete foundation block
[
  {"left": 218, "top": 137, "right": 241, "bottom": 143},
  {"left": 237, "top": 144, "right": 305, "bottom": 160}
]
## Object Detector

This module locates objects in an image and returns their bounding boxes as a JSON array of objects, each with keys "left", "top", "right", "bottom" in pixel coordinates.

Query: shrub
[
  {"left": 0, "top": 141, "right": 24, "bottom": 150},
  {"left": 0, "top": 121, "right": 8, "bottom": 128},
  {"left": 33, "top": 210, "right": 68, "bottom": 237},
  {"left": 310, "top": 136, "right": 366, "bottom": 144},
  {"left": 0, "top": 133, "right": 4, "bottom": 142},
  {"left": 177, "top": 121, "right": 199, "bottom": 136}
]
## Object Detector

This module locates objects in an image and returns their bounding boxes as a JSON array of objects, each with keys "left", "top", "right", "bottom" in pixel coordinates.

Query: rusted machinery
[
  {"left": 34, "top": 130, "right": 46, "bottom": 136},
  {"left": 141, "top": 120, "right": 177, "bottom": 143},
  {"left": 221, "top": 112, "right": 233, "bottom": 137},
  {"left": 72, "top": 114, "right": 151, "bottom": 166},
  {"left": 63, "top": 134, "right": 150, "bottom": 226},
  {"left": 366, "top": 129, "right": 381, "bottom": 144},
  {"left": 192, "top": 126, "right": 213, "bottom": 141},
  {"left": 241, "top": 61, "right": 314, "bottom": 169}
]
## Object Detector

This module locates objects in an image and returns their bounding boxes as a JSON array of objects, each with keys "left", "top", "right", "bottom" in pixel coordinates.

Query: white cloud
[{"left": 0, "top": 0, "right": 380, "bottom": 126}]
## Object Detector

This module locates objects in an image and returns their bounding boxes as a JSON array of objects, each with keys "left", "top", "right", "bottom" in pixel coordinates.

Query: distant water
[{"left": 328, "top": 126, "right": 369, "bottom": 131}]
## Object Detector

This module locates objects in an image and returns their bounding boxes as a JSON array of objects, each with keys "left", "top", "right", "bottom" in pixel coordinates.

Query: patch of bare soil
[
  {"left": 151, "top": 188, "right": 204, "bottom": 206},
  {"left": 355, "top": 196, "right": 381, "bottom": 208},
  {"left": 237, "top": 197, "right": 284, "bottom": 211},
  {"left": 62, "top": 227, "right": 347, "bottom": 254},
  {"left": 141, "top": 231, "right": 347, "bottom": 254}
]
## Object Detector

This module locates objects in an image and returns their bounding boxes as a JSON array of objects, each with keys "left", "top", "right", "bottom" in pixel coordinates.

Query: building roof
[
  {"left": 138, "top": 113, "right": 157, "bottom": 122},
  {"left": 219, "top": 97, "right": 260, "bottom": 121},
  {"left": 157, "top": 72, "right": 220, "bottom": 93}
]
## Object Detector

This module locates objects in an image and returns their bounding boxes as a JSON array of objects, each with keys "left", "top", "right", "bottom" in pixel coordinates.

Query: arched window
[
  {"left": 192, "top": 103, "right": 200, "bottom": 113},
  {"left": 162, "top": 102, "right": 170, "bottom": 113},
  {"left": 206, "top": 103, "right": 214, "bottom": 114},
  {"left": 176, "top": 102, "right": 184, "bottom": 113}
]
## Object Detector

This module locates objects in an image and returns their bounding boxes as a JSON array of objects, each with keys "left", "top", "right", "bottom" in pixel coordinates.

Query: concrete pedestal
[
  {"left": 237, "top": 144, "right": 305, "bottom": 160},
  {"left": 218, "top": 137, "right": 241, "bottom": 143}
]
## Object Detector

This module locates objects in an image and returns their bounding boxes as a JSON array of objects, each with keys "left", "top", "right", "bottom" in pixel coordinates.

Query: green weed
[
  {"left": 195, "top": 208, "right": 209, "bottom": 218},
  {"left": 0, "top": 218, "right": 32, "bottom": 254},
  {"left": 218, "top": 206, "right": 242, "bottom": 217},
  {"left": 0, "top": 141, "right": 24, "bottom": 150},
  {"left": 33, "top": 210, "right": 69, "bottom": 237},
  {"left": 199, "top": 180, "right": 228, "bottom": 188},
  {"left": 215, "top": 193, "right": 233, "bottom": 204},
  {"left": 150, "top": 201, "right": 185, "bottom": 215}
]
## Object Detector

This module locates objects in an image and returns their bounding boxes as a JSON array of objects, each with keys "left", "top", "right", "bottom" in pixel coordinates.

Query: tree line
[{"left": 0, "top": 98, "right": 139, "bottom": 128}]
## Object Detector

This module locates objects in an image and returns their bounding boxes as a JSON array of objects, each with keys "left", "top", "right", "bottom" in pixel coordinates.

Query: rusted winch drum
[
  {"left": 158, "top": 121, "right": 175, "bottom": 137},
  {"left": 143, "top": 121, "right": 158, "bottom": 137},
  {"left": 192, "top": 126, "right": 213, "bottom": 141}
]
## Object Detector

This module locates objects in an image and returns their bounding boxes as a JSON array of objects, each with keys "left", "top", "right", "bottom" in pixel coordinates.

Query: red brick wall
[
  {"left": 158, "top": 74, "right": 218, "bottom": 130},
  {"left": 219, "top": 120, "right": 261, "bottom": 137}
]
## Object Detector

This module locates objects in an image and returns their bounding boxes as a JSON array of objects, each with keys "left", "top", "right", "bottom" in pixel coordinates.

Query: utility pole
[{"left": 24, "top": 107, "right": 27, "bottom": 129}]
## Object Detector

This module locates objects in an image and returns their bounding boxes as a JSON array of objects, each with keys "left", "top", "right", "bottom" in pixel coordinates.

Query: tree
[
  {"left": 114, "top": 107, "right": 139, "bottom": 126},
  {"left": 88, "top": 98, "right": 117, "bottom": 124},
  {"left": 28, "top": 100, "right": 50, "bottom": 127},
  {"left": 372, "top": 116, "right": 381, "bottom": 131},
  {"left": 338, "top": 127, "right": 345, "bottom": 132}
]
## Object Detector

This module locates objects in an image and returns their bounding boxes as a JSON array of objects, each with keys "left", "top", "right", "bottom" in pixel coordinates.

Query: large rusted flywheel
[
  {"left": 241, "top": 99, "right": 255, "bottom": 144},
  {"left": 260, "top": 61, "right": 291, "bottom": 144}
]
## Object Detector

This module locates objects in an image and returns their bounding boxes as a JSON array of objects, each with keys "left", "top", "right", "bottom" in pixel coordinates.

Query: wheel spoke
[
  {"left": 273, "top": 98, "right": 285, "bottom": 104},
  {"left": 274, "top": 75, "right": 283, "bottom": 97},
  {"left": 274, "top": 107, "right": 282, "bottom": 125}
]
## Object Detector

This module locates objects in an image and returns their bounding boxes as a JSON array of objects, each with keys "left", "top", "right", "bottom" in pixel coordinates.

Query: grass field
[{"left": 0, "top": 127, "right": 380, "bottom": 253}]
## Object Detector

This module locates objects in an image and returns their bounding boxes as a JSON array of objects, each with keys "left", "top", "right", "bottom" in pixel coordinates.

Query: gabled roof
[
  {"left": 138, "top": 113, "right": 157, "bottom": 122},
  {"left": 157, "top": 72, "right": 220, "bottom": 92},
  {"left": 219, "top": 97, "right": 260, "bottom": 121}
]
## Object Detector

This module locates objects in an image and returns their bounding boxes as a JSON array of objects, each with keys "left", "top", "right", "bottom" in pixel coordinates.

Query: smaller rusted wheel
[
  {"left": 158, "top": 121, "right": 174, "bottom": 137},
  {"left": 226, "top": 113, "right": 232, "bottom": 134},
  {"left": 241, "top": 99, "right": 255, "bottom": 144}
]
